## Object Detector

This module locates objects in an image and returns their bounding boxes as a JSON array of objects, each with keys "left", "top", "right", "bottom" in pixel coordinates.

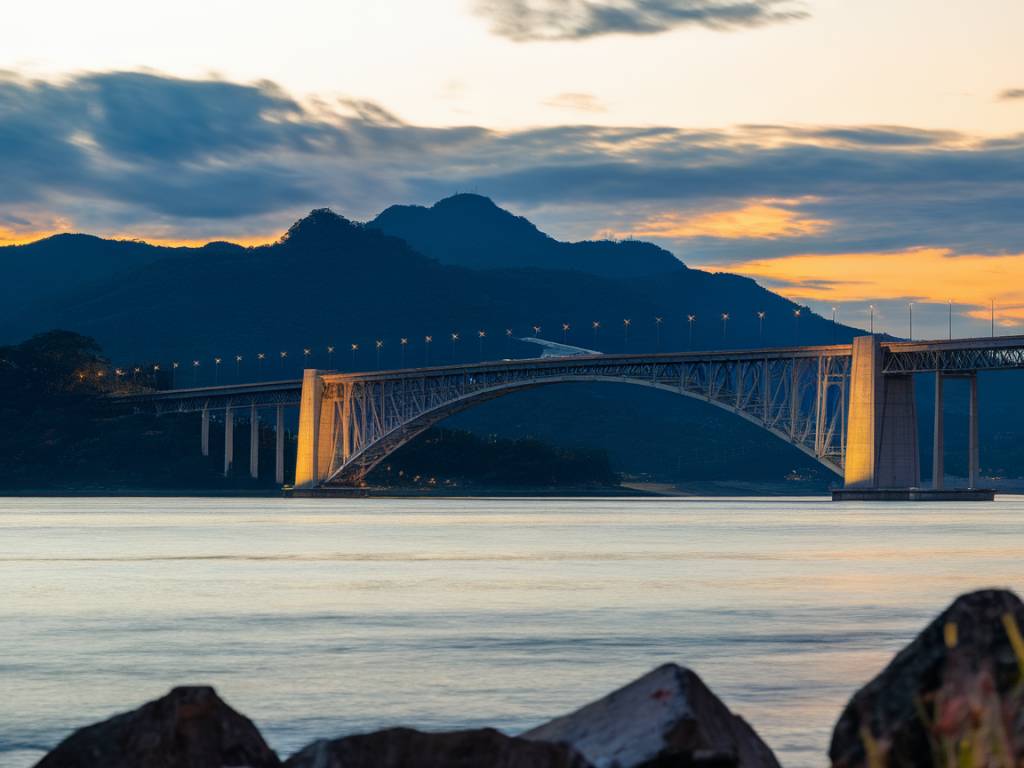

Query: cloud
[
  {"left": 543, "top": 92, "right": 607, "bottom": 112},
  {"left": 998, "top": 88, "right": 1024, "bottom": 101},
  {"left": 472, "top": 0, "right": 807, "bottom": 41},
  {"left": 716, "top": 247, "right": 1024, "bottom": 325},
  {"left": 612, "top": 198, "right": 830, "bottom": 239},
  {"left": 3, "top": 68, "right": 1024, "bottom": 326}
]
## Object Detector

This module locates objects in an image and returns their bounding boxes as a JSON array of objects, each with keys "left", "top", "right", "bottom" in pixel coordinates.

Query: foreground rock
[
  {"left": 35, "top": 686, "right": 281, "bottom": 768},
  {"left": 830, "top": 588, "right": 1024, "bottom": 768},
  {"left": 524, "top": 663, "right": 780, "bottom": 768},
  {"left": 283, "top": 727, "right": 590, "bottom": 768}
]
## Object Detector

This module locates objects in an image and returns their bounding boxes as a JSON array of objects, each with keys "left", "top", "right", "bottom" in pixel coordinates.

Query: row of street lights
[{"left": 115, "top": 301, "right": 1007, "bottom": 388}]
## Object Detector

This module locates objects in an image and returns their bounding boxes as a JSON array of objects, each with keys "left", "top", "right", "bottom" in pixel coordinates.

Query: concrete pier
[
  {"left": 249, "top": 404, "right": 259, "bottom": 480},
  {"left": 275, "top": 405, "right": 285, "bottom": 485},
  {"left": 223, "top": 406, "right": 234, "bottom": 477},
  {"left": 933, "top": 372, "right": 944, "bottom": 489},
  {"left": 842, "top": 336, "right": 920, "bottom": 490},
  {"left": 294, "top": 370, "right": 323, "bottom": 488},
  {"left": 969, "top": 374, "right": 980, "bottom": 488},
  {"left": 201, "top": 407, "right": 210, "bottom": 457}
]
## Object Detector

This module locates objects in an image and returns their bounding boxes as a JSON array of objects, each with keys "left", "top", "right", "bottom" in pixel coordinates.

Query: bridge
[{"left": 121, "top": 334, "right": 1024, "bottom": 495}]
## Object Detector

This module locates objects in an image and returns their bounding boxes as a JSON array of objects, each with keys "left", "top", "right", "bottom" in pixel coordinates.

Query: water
[{"left": 1, "top": 497, "right": 1021, "bottom": 767}]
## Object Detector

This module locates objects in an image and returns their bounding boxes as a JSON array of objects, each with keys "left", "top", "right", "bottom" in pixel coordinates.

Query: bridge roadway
[{"left": 119, "top": 334, "right": 1024, "bottom": 493}]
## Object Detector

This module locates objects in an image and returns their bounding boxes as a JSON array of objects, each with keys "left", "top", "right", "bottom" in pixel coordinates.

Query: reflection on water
[{"left": 1, "top": 496, "right": 1021, "bottom": 767}]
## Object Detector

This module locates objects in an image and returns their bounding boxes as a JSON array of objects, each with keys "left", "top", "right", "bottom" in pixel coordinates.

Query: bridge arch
[{"left": 300, "top": 362, "right": 848, "bottom": 488}]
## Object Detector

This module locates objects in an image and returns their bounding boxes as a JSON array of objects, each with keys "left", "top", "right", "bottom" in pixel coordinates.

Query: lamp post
[
  {"left": 532, "top": 325, "right": 541, "bottom": 337},
  {"left": 303, "top": 348, "right": 312, "bottom": 369},
  {"left": 171, "top": 361, "right": 179, "bottom": 388},
  {"left": 562, "top": 323, "right": 570, "bottom": 344},
  {"left": 948, "top": 300, "right": 953, "bottom": 340},
  {"left": 478, "top": 330, "right": 486, "bottom": 360},
  {"left": 235, "top": 355, "right": 243, "bottom": 381},
  {"left": 424, "top": 335, "right": 432, "bottom": 366},
  {"left": 400, "top": 338, "right": 408, "bottom": 367},
  {"left": 655, "top": 316, "right": 663, "bottom": 351},
  {"left": 757, "top": 311, "right": 765, "bottom": 342},
  {"left": 279, "top": 351, "right": 288, "bottom": 372},
  {"left": 869, "top": 305, "right": 874, "bottom": 334},
  {"left": 793, "top": 308, "right": 801, "bottom": 342},
  {"left": 192, "top": 360, "right": 200, "bottom": 385},
  {"left": 991, "top": 299, "right": 995, "bottom": 337},
  {"left": 214, "top": 357, "right": 222, "bottom": 385},
  {"left": 257, "top": 352, "right": 265, "bottom": 379},
  {"left": 327, "top": 345, "right": 335, "bottom": 368},
  {"left": 505, "top": 328, "right": 512, "bottom": 357},
  {"left": 451, "top": 332, "right": 459, "bottom": 361},
  {"left": 721, "top": 312, "right": 729, "bottom": 339},
  {"left": 375, "top": 339, "right": 383, "bottom": 369},
  {"left": 908, "top": 303, "right": 913, "bottom": 341},
  {"left": 592, "top": 320, "right": 600, "bottom": 348},
  {"left": 831, "top": 307, "right": 837, "bottom": 343},
  {"left": 623, "top": 318, "right": 631, "bottom": 350},
  {"left": 351, "top": 343, "right": 359, "bottom": 366},
  {"left": 687, "top": 314, "right": 695, "bottom": 349}
]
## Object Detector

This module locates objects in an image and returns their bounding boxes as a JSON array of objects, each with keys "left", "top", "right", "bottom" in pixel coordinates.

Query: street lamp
[
  {"left": 424, "top": 335, "right": 432, "bottom": 365},
  {"left": 279, "top": 351, "right": 288, "bottom": 371},
  {"left": 375, "top": 339, "right": 383, "bottom": 369},
  {"left": 562, "top": 322, "right": 570, "bottom": 344},
  {"left": 948, "top": 300, "right": 953, "bottom": 340},
  {"left": 214, "top": 357, "right": 222, "bottom": 385},
  {"left": 868, "top": 305, "right": 874, "bottom": 334},
  {"left": 351, "top": 343, "right": 359, "bottom": 366},
  {"left": 687, "top": 314, "right": 696, "bottom": 349},
  {"left": 192, "top": 360, "right": 200, "bottom": 385},
  {"left": 793, "top": 308, "right": 802, "bottom": 341},
  {"left": 831, "top": 307, "right": 837, "bottom": 343},
  {"left": 757, "top": 311, "right": 765, "bottom": 342},
  {"left": 303, "top": 348, "right": 312, "bottom": 368},
  {"left": 478, "top": 330, "right": 486, "bottom": 360},
  {"left": 532, "top": 324, "right": 541, "bottom": 337},
  {"left": 451, "top": 332, "right": 459, "bottom": 361},
  {"left": 235, "top": 354, "right": 243, "bottom": 381},
  {"left": 592, "top": 320, "right": 600, "bottom": 347},
  {"left": 655, "top": 316, "right": 663, "bottom": 351},
  {"left": 257, "top": 352, "right": 265, "bottom": 378},
  {"left": 623, "top": 318, "right": 631, "bottom": 350},
  {"left": 721, "top": 312, "right": 729, "bottom": 339},
  {"left": 400, "top": 338, "right": 408, "bottom": 367},
  {"left": 908, "top": 303, "right": 913, "bottom": 341},
  {"left": 327, "top": 346, "right": 335, "bottom": 368},
  {"left": 171, "top": 361, "right": 179, "bottom": 388},
  {"left": 505, "top": 328, "right": 513, "bottom": 356}
]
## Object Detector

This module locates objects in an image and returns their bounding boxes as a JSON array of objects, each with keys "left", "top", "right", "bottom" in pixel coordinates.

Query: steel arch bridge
[{"left": 120, "top": 334, "right": 1024, "bottom": 492}]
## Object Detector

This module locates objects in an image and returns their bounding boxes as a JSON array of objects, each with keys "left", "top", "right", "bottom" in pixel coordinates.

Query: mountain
[
  {"left": 7, "top": 199, "right": 1008, "bottom": 489},
  {"left": 369, "top": 193, "right": 683, "bottom": 278}
]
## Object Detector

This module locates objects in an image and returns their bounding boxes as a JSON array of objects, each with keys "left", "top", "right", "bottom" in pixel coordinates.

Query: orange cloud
[
  {"left": 614, "top": 199, "right": 831, "bottom": 240},
  {"left": 717, "top": 247, "right": 1024, "bottom": 325}
]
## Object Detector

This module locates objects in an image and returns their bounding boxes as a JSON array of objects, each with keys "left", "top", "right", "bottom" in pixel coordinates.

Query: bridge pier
[
  {"left": 969, "top": 374, "right": 980, "bottom": 488},
  {"left": 295, "top": 370, "right": 324, "bottom": 488},
  {"left": 249, "top": 404, "right": 259, "bottom": 480},
  {"left": 933, "top": 372, "right": 944, "bottom": 489},
  {"left": 224, "top": 406, "right": 234, "bottom": 477},
  {"left": 842, "top": 335, "right": 920, "bottom": 490},
  {"left": 201, "top": 407, "right": 209, "bottom": 457},
  {"left": 275, "top": 405, "right": 285, "bottom": 485}
]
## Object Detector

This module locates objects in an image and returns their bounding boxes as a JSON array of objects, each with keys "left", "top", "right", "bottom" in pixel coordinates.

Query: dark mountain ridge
[{"left": 369, "top": 193, "right": 683, "bottom": 278}]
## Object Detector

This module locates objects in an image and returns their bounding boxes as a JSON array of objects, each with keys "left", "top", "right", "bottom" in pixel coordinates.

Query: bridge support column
[
  {"left": 275, "top": 405, "right": 285, "bottom": 485},
  {"left": 223, "top": 406, "right": 234, "bottom": 477},
  {"left": 933, "top": 372, "right": 944, "bottom": 489},
  {"left": 296, "top": 370, "right": 336, "bottom": 488},
  {"left": 969, "top": 374, "right": 980, "bottom": 488},
  {"left": 201, "top": 407, "right": 209, "bottom": 457},
  {"left": 249, "top": 404, "right": 259, "bottom": 480},
  {"left": 843, "top": 335, "right": 920, "bottom": 489}
]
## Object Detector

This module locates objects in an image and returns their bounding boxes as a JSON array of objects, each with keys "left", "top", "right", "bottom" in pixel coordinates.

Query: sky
[{"left": 3, "top": 0, "right": 1024, "bottom": 337}]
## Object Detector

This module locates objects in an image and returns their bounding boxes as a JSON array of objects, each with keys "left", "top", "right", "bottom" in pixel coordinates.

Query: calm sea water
[{"left": 1, "top": 497, "right": 1022, "bottom": 767}]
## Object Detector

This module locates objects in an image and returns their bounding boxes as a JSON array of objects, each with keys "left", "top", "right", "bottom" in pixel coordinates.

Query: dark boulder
[
  {"left": 35, "top": 686, "right": 280, "bottom": 768},
  {"left": 283, "top": 727, "right": 590, "bottom": 768},
  {"left": 524, "top": 663, "right": 780, "bottom": 767},
  {"left": 830, "top": 588, "right": 1024, "bottom": 767}
]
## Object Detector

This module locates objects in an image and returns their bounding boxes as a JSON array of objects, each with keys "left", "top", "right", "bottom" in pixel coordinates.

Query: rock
[
  {"left": 283, "top": 727, "right": 590, "bottom": 768},
  {"left": 830, "top": 588, "right": 1024, "bottom": 768},
  {"left": 35, "top": 685, "right": 281, "bottom": 768},
  {"left": 523, "top": 663, "right": 780, "bottom": 768}
]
